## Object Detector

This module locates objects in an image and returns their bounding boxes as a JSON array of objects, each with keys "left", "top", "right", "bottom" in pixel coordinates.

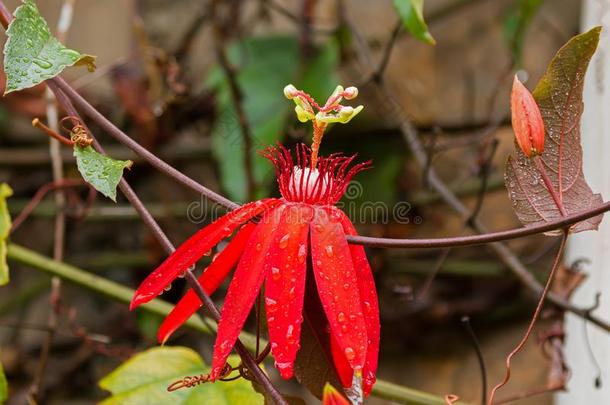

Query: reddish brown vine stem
[
  {"left": 487, "top": 230, "right": 569, "bottom": 404},
  {"left": 346, "top": 201, "right": 610, "bottom": 248}
]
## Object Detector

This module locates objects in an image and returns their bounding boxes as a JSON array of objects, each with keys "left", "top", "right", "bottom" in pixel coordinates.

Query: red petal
[
  {"left": 157, "top": 222, "right": 256, "bottom": 343},
  {"left": 333, "top": 208, "right": 380, "bottom": 396},
  {"left": 265, "top": 204, "right": 312, "bottom": 379},
  {"left": 310, "top": 207, "right": 368, "bottom": 372},
  {"left": 130, "top": 199, "right": 279, "bottom": 309},
  {"left": 322, "top": 383, "right": 350, "bottom": 405},
  {"left": 209, "top": 205, "right": 286, "bottom": 379}
]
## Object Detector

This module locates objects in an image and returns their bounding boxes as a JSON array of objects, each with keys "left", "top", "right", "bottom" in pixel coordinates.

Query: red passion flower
[{"left": 130, "top": 85, "right": 379, "bottom": 397}]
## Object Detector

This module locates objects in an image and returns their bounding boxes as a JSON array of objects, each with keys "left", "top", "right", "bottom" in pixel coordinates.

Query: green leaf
[
  {"left": 503, "top": 0, "right": 543, "bottom": 66},
  {"left": 208, "top": 36, "right": 339, "bottom": 202},
  {"left": 3, "top": 0, "right": 96, "bottom": 94},
  {"left": 0, "top": 184, "right": 12, "bottom": 287},
  {"left": 73, "top": 146, "right": 132, "bottom": 202},
  {"left": 393, "top": 0, "right": 435, "bottom": 45},
  {"left": 99, "top": 347, "right": 263, "bottom": 405},
  {"left": 0, "top": 352, "right": 7, "bottom": 403}
]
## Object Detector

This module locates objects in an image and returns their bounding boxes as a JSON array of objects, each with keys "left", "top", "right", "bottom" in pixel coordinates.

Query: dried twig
[{"left": 29, "top": 1, "right": 75, "bottom": 400}]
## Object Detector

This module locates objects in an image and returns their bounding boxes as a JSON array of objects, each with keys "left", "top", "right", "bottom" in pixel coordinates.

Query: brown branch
[
  {"left": 10, "top": 179, "right": 88, "bottom": 232},
  {"left": 340, "top": 16, "right": 610, "bottom": 337},
  {"left": 45, "top": 82, "right": 287, "bottom": 405},
  {"left": 50, "top": 76, "right": 239, "bottom": 210},
  {"left": 29, "top": 2, "right": 76, "bottom": 400}
]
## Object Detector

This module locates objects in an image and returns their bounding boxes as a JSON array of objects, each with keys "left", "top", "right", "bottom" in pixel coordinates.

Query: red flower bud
[{"left": 510, "top": 75, "right": 545, "bottom": 157}]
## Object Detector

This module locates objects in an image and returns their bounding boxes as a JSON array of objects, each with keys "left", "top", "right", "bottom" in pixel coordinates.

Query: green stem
[{"left": 6, "top": 242, "right": 464, "bottom": 405}]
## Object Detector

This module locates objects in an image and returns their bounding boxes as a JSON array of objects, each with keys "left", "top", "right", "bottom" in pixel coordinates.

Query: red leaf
[
  {"left": 505, "top": 27, "right": 603, "bottom": 234},
  {"left": 157, "top": 222, "right": 256, "bottom": 343},
  {"left": 130, "top": 198, "right": 279, "bottom": 309}
]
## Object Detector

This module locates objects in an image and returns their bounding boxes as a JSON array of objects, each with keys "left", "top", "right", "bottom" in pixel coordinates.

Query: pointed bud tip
[{"left": 510, "top": 75, "right": 545, "bottom": 157}]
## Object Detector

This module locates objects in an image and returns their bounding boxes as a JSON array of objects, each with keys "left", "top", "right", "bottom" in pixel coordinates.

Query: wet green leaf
[
  {"left": 503, "top": 0, "right": 543, "bottom": 66},
  {"left": 208, "top": 36, "right": 339, "bottom": 202},
  {"left": 393, "top": 0, "right": 435, "bottom": 45},
  {"left": 0, "top": 184, "right": 12, "bottom": 286},
  {"left": 74, "top": 146, "right": 132, "bottom": 202},
  {"left": 3, "top": 0, "right": 96, "bottom": 94},
  {"left": 99, "top": 347, "right": 263, "bottom": 405}
]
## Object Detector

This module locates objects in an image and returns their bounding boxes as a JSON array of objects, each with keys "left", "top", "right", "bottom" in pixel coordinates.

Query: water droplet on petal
[
  {"left": 286, "top": 324, "right": 296, "bottom": 344},
  {"left": 265, "top": 297, "right": 278, "bottom": 311},
  {"left": 256, "top": 243, "right": 262, "bottom": 251},
  {"left": 271, "top": 267, "right": 281, "bottom": 280},
  {"left": 344, "top": 347, "right": 355, "bottom": 360},
  {"left": 337, "top": 312, "right": 346, "bottom": 323},
  {"left": 297, "top": 244, "right": 307, "bottom": 263},
  {"left": 279, "top": 234, "right": 290, "bottom": 249},
  {"left": 219, "top": 340, "right": 230, "bottom": 352},
  {"left": 325, "top": 245, "right": 334, "bottom": 257}
]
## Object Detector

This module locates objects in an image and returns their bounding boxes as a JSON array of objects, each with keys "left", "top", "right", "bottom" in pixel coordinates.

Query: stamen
[{"left": 260, "top": 144, "right": 371, "bottom": 205}]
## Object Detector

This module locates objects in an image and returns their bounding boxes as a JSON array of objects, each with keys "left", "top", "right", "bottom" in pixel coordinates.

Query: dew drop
[
  {"left": 271, "top": 266, "right": 281, "bottom": 281},
  {"left": 297, "top": 244, "right": 307, "bottom": 263},
  {"left": 256, "top": 243, "right": 262, "bottom": 251},
  {"left": 279, "top": 234, "right": 290, "bottom": 249},
  {"left": 337, "top": 312, "right": 346, "bottom": 323},
  {"left": 32, "top": 58, "right": 52, "bottom": 69},
  {"left": 265, "top": 297, "right": 278, "bottom": 311},
  {"left": 325, "top": 245, "right": 334, "bottom": 257},
  {"left": 344, "top": 347, "right": 355, "bottom": 360},
  {"left": 286, "top": 324, "right": 296, "bottom": 343}
]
